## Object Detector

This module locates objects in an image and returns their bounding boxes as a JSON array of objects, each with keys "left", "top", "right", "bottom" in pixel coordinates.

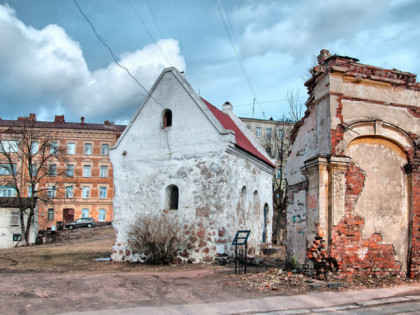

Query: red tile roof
[{"left": 202, "top": 98, "right": 275, "bottom": 168}]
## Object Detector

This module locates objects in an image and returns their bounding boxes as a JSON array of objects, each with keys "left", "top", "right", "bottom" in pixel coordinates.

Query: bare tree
[
  {"left": 0, "top": 120, "right": 67, "bottom": 245},
  {"left": 287, "top": 89, "right": 304, "bottom": 122},
  {"left": 272, "top": 117, "right": 289, "bottom": 245}
]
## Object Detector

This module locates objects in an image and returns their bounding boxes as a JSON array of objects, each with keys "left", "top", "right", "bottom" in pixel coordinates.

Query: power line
[
  {"left": 215, "top": 1, "right": 265, "bottom": 119},
  {"left": 235, "top": 98, "right": 290, "bottom": 107},
  {"left": 73, "top": 0, "right": 170, "bottom": 118},
  {"left": 73, "top": 0, "right": 150, "bottom": 95},
  {"left": 144, "top": 0, "right": 177, "bottom": 66},
  {"left": 127, "top": 0, "right": 172, "bottom": 67}
]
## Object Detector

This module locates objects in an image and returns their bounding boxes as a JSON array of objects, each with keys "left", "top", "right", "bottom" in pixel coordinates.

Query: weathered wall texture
[
  {"left": 286, "top": 50, "right": 420, "bottom": 278},
  {"left": 0, "top": 207, "right": 37, "bottom": 248},
  {"left": 110, "top": 68, "right": 274, "bottom": 263}
]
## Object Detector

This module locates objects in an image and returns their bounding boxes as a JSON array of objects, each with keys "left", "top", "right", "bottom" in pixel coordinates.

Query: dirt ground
[{"left": 0, "top": 226, "right": 418, "bottom": 314}]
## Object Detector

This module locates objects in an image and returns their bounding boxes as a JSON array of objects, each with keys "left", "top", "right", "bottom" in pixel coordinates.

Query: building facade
[
  {"left": 0, "top": 114, "right": 124, "bottom": 230},
  {"left": 111, "top": 67, "right": 275, "bottom": 263},
  {"left": 239, "top": 117, "right": 294, "bottom": 184},
  {"left": 0, "top": 197, "right": 37, "bottom": 248}
]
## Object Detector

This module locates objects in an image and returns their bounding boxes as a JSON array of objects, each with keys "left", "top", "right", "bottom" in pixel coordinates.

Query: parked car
[{"left": 65, "top": 217, "right": 95, "bottom": 229}]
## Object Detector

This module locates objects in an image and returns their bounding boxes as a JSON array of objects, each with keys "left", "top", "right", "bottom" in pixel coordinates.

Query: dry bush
[{"left": 127, "top": 213, "right": 187, "bottom": 265}]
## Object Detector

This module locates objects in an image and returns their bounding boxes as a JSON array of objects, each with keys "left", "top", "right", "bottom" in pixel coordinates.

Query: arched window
[
  {"left": 240, "top": 186, "right": 247, "bottom": 210},
  {"left": 262, "top": 203, "right": 269, "bottom": 243},
  {"left": 166, "top": 185, "right": 179, "bottom": 210},
  {"left": 163, "top": 109, "right": 172, "bottom": 128},
  {"left": 253, "top": 191, "right": 259, "bottom": 213}
]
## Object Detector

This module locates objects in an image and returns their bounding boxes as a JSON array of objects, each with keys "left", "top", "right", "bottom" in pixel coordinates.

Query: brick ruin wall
[{"left": 302, "top": 51, "right": 420, "bottom": 279}]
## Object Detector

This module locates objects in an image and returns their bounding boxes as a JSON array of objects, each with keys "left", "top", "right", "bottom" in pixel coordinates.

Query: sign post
[{"left": 232, "top": 230, "right": 251, "bottom": 274}]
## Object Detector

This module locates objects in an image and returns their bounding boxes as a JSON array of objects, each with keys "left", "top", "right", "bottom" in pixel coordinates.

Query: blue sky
[{"left": 0, "top": 0, "right": 419, "bottom": 124}]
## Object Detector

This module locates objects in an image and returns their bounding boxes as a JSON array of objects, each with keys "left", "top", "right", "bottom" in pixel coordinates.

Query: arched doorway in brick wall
[{"left": 344, "top": 136, "right": 409, "bottom": 271}]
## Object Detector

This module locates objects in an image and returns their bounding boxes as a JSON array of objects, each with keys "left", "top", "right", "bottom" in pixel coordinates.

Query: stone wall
[{"left": 110, "top": 68, "right": 274, "bottom": 263}]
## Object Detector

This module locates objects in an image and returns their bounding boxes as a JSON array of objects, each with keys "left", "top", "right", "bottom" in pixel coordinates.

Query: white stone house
[
  {"left": 0, "top": 197, "right": 38, "bottom": 248},
  {"left": 110, "top": 67, "right": 275, "bottom": 263}
]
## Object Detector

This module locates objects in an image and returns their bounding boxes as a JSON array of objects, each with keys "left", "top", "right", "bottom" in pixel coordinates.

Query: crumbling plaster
[
  {"left": 110, "top": 68, "right": 274, "bottom": 263},
  {"left": 286, "top": 51, "right": 420, "bottom": 277}
]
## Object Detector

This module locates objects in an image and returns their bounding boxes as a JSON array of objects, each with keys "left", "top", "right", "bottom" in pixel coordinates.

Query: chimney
[
  {"left": 17, "top": 113, "right": 37, "bottom": 121},
  {"left": 222, "top": 101, "right": 233, "bottom": 114},
  {"left": 54, "top": 115, "right": 65, "bottom": 123},
  {"left": 81, "top": 117, "right": 85, "bottom": 124}
]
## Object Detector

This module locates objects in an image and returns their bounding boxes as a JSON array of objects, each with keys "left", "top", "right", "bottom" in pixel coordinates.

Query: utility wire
[
  {"left": 127, "top": 0, "right": 172, "bottom": 67},
  {"left": 144, "top": 0, "right": 177, "bottom": 66},
  {"left": 216, "top": 1, "right": 265, "bottom": 119},
  {"left": 73, "top": 0, "right": 150, "bottom": 95}
]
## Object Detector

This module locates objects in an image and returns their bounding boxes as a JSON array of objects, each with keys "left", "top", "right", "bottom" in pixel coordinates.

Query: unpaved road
[
  {"left": 1, "top": 268, "right": 278, "bottom": 314},
  {"left": 1, "top": 226, "right": 418, "bottom": 314}
]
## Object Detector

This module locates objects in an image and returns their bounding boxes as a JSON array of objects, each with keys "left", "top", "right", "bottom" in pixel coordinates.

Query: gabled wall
[{"left": 111, "top": 68, "right": 274, "bottom": 263}]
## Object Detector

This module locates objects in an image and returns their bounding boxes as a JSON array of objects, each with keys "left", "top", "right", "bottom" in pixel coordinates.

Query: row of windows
[
  {"left": 1, "top": 140, "right": 110, "bottom": 156},
  {"left": 68, "top": 143, "right": 109, "bottom": 156},
  {"left": 47, "top": 185, "right": 108, "bottom": 199},
  {"left": 246, "top": 127, "right": 284, "bottom": 139},
  {"left": 45, "top": 164, "right": 108, "bottom": 178},
  {"left": 47, "top": 208, "right": 107, "bottom": 221},
  {"left": 1, "top": 184, "right": 109, "bottom": 199},
  {"left": 265, "top": 147, "right": 283, "bottom": 160}
]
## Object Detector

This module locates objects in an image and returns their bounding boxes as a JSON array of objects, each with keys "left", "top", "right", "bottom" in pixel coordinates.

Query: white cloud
[{"left": 0, "top": 4, "right": 186, "bottom": 122}]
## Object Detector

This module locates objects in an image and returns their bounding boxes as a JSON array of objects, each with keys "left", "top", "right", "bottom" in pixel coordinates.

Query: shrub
[{"left": 127, "top": 213, "right": 187, "bottom": 265}]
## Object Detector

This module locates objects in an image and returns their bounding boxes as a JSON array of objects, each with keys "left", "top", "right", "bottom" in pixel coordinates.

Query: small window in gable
[
  {"left": 163, "top": 110, "right": 172, "bottom": 128},
  {"left": 166, "top": 185, "right": 179, "bottom": 210}
]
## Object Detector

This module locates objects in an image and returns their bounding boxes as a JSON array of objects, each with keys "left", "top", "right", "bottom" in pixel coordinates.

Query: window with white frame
[
  {"left": 10, "top": 212, "right": 19, "bottom": 226},
  {"left": 65, "top": 186, "right": 73, "bottom": 198},
  {"left": 82, "top": 209, "right": 89, "bottom": 218},
  {"left": 0, "top": 163, "right": 16, "bottom": 175},
  {"left": 98, "top": 209, "right": 106, "bottom": 221},
  {"left": 50, "top": 142, "right": 58, "bottom": 155},
  {"left": 100, "top": 166, "right": 108, "bottom": 178},
  {"left": 67, "top": 142, "right": 75, "bottom": 155},
  {"left": 255, "top": 127, "right": 262, "bottom": 138},
  {"left": 84, "top": 143, "right": 92, "bottom": 155},
  {"left": 48, "top": 164, "right": 57, "bottom": 176},
  {"left": 101, "top": 144, "right": 109, "bottom": 155},
  {"left": 0, "top": 185, "right": 16, "bottom": 197},
  {"left": 83, "top": 165, "right": 91, "bottom": 177},
  {"left": 31, "top": 142, "right": 38, "bottom": 154},
  {"left": 278, "top": 129, "right": 284, "bottom": 139},
  {"left": 99, "top": 187, "right": 107, "bottom": 199},
  {"left": 266, "top": 128, "right": 272, "bottom": 138},
  {"left": 47, "top": 185, "right": 56, "bottom": 198},
  {"left": 277, "top": 169, "right": 282, "bottom": 179},
  {"left": 47, "top": 209, "right": 54, "bottom": 221},
  {"left": 82, "top": 186, "right": 90, "bottom": 198},
  {"left": 0, "top": 140, "right": 18, "bottom": 153},
  {"left": 66, "top": 164, "right": 74, "bottom": 177}
]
